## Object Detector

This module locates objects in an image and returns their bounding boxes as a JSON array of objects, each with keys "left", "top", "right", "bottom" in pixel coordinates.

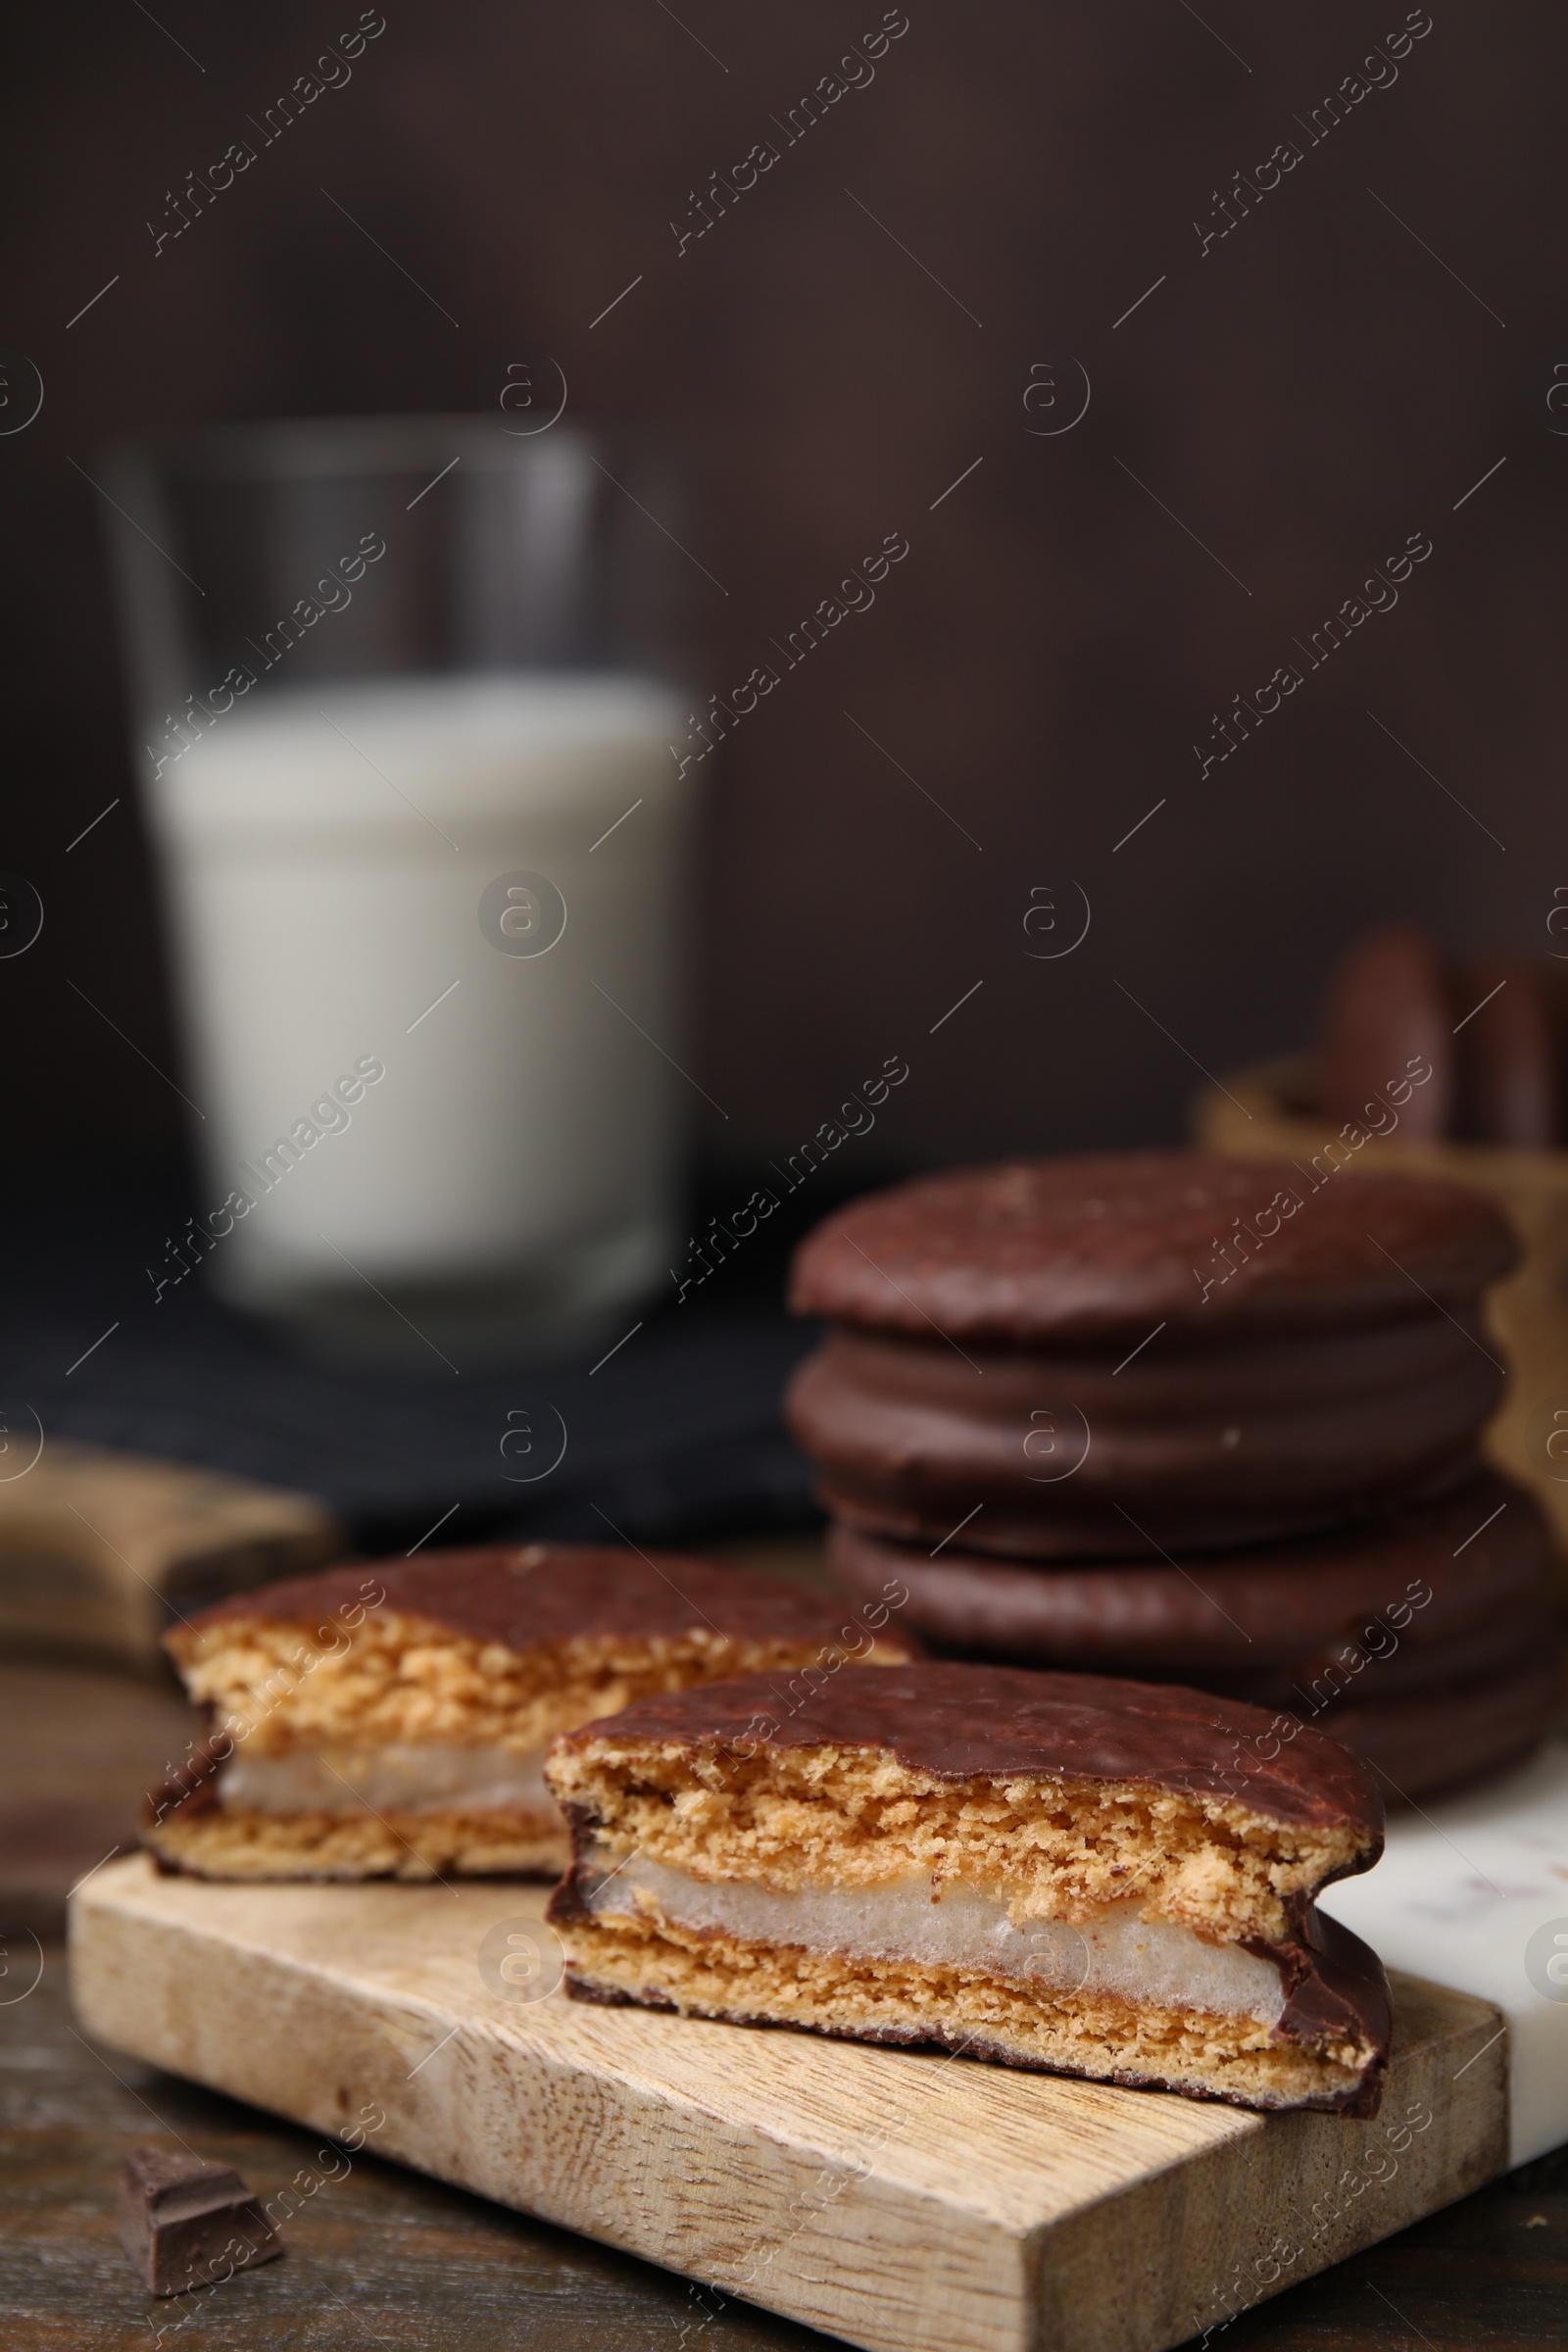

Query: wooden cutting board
[{"left": 70, "top": 1858, "right": 1506, "bottom": 2352}]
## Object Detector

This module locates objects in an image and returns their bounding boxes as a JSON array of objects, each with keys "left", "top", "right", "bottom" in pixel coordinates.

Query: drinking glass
[{"left": 103, "top": 415, "right": 696, "bottom": 1360}]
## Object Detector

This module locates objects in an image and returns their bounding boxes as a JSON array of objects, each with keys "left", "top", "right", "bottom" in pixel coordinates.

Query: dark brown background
[{"left": 3, "top": 0, "right": 1561, "bottom": 1177}]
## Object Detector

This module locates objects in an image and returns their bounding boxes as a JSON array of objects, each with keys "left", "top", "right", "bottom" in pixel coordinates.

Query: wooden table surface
[
  {"left": 0, "top": 1952, "right": 1562, "bottom": 2352},
  {"left": 2, "top": 1638, "right": 1565, "bottom": 2349}
]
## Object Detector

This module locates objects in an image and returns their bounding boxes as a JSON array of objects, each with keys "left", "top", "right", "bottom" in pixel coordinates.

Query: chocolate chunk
[{"left": 117, "top": 2143, "right": 281, "bottom": 2296}]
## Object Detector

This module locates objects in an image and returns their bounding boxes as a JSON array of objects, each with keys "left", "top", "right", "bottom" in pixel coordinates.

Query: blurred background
[
  {"left": 6, "top": 0, "right": 1560, "bottom": 1655},
  {"left": 0, "top": 9, "right": 1560, "bottom": 1599},
  {"left": 5, "top": 0, "right": 1561, "bottom": 1174},
  {"left": 3, "top": 0, "right": 1566, "bottom": 1911}
]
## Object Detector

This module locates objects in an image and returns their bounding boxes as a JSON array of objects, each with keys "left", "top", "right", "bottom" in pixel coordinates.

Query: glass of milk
[{"left": 103, "top": 416, "right": 695, "bottom": 1361}]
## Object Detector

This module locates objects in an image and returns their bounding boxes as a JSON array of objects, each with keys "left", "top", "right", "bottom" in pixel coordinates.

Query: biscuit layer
[
  {"left": 170, "top": 1613, "right": 832, "bottom": 1756},
  {"left": 555, "top": 1911, "right": 1378, "bottom": 2111},
  {"left": 150, "top": 1806, "right": 564, "bottom": 1881},
  {"left": 548, "top": 1737, "right": 1365, "bottom": 1947}
]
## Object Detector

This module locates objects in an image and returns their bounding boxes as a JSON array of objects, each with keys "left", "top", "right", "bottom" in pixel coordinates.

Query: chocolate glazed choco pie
[
  {"left": 546, "top": 1662, "right": 1393, "bottom": 2114},
  {"left": 830, "top": 1473, "right": 1565, "bottom": 1802},
  {"left": 786, "top": 1152, "right": 1516, "bottom": 1558}
]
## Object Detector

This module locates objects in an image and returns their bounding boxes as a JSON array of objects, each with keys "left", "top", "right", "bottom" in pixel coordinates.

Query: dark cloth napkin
[{"left": 0, "top": 1157, "right": 825, "bottom": 1556}]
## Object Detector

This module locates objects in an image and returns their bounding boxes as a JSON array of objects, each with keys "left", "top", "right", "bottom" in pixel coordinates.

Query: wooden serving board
[{"left": 70, "top": 1858, "right": 1507, "bottom": 2352}]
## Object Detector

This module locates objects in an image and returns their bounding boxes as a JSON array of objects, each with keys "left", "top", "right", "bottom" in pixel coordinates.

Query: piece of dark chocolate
[{"left": 117, "top": 2143, "right": 282, "bottom": 2296}]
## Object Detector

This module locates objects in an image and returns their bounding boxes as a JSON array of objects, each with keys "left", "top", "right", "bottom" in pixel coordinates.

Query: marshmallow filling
[
  {"left": 218, "top": 1741, "right": 556, "bottom": 1819},
  {"left": 580, "top": 1846, "right": 1288, "bottom": 2026}
]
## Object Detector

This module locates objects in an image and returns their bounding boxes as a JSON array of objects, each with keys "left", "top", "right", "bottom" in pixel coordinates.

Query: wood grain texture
[
  {"left": 0, "top": 1664, "right": 194, "bottom": 1938},
  {"left": 4, "top": 1949, "right": 1563, "bottom": 2352},
  {"left": 0, "top": 1442, "right": 342, "bottom": 1669},
  {"left": 3, "top": 1953, "right": 832, "bottom": 2350},
  {"left": 69, "top": 1859, "right": 1508, "bottom": 2352}
]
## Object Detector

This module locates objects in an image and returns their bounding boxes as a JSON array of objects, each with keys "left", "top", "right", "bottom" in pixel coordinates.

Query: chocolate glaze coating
[
  {"left": 1316, "top": 1645, "right": 1565, "bottom": 1805},
  {"left": 789, "top": 1314, "right": 1499, "bottom": 1557},
  {"left": 1249, "top": 1904, "right": 1393, "bottom": 2112},
  {"left": 893, "top": 1615, "right": 1563, "bottom": 1804},
  {"left": 553, "top": 1658, "right": 1385, "bottom": 1847},
  {"left": 1216, "top": 1612, "right": 1554, "bottom": 1711},
  {"left": 825, "top": 1494, "right": 1563, "bottom": 1805},
  {"left": 788, "top": 1152, "right": 1515, "bottom": 1348},
  {"left": 174, "top": 1544, "right": 912, "bottom": 1661},
  {"left": 1313, "top": 928, "right": 1568, "bottom": 1150},
  {"left": 143, "top": 1735, "right": 231, "bottom": 1838},
  {"left": 828, "top": 1473, "right": 1548, "bottom": 1671}
]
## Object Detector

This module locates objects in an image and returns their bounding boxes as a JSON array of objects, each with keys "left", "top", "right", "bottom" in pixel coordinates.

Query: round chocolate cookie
[
  {"left": 788, "top": 1151, "right": 1513, "bottom": 1348},
  {"left": 1302, "top": 1643, "right": 1565, "bottom": 1804},
  {"left": 794, "top": 1314, "right": 1498, "bottom": 1558},
  {"left": 1312, "top": 925, "right": 1568, "bottom": 1150},
  {"left": 829, "top": 1473, "right": 1547, "bottom": 1673},
  {"left": 787, "top": 1152, "right": 1515, "bottom": 1557},
  {"left": 832, "top": 1478, "right": 1563, "bottom": 1803}
]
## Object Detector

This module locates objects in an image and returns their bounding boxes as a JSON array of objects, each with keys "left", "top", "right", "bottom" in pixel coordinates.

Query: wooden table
[
  {"left": 2, "top": 1653, "right": 1565, "bottom": 2348},
  {"left": 0, "top": 1951, "right": 1562, "bottom": 2351}
]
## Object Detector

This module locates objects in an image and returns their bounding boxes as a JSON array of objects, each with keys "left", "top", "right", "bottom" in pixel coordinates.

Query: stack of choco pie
[{"left": 785, "top": 1152, "right": 1565, "bottom": 1802}]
